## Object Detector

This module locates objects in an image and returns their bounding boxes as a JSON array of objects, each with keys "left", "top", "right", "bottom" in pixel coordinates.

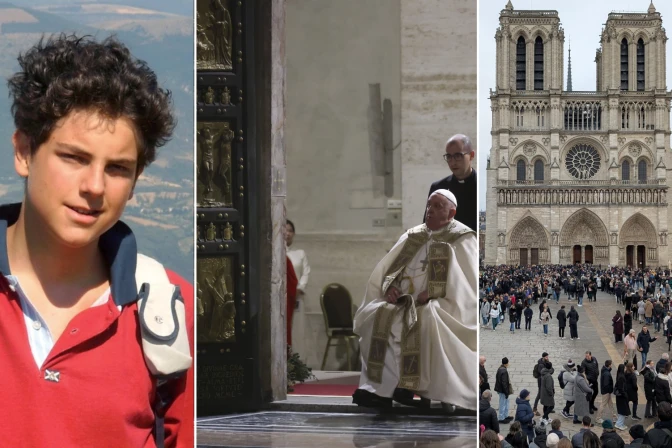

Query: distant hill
[{"left": 0, "top": 1, "right": 194, "bottom": 280}]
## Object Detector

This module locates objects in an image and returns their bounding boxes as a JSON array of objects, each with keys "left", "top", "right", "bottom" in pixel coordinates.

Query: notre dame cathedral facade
[{"left": 485, "top": 1, "right": 672, "bottom": 268}]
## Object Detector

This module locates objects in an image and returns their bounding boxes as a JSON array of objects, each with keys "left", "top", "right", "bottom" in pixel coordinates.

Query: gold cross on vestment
[{"left": 420, "top": 256, "right": 429, "bottom": 272}]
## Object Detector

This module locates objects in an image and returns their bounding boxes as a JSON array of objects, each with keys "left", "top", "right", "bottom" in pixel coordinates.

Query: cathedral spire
[
  {"left": 648, "top": 1, "right": 656, "bottom": 14},
  {"left": 567, "top": 40, "right": 573, "bottom": 92},
  {"left": 505, "top": 0, "right": 513, "bottom": 11}
]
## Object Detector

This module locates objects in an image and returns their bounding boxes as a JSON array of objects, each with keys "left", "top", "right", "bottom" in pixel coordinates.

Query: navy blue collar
[{"left": 0, "top": 202, "right": 138, "bottom": 306}]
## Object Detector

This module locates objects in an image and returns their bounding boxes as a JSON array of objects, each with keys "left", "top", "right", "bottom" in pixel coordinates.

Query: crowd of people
[{"left": 479, "top": 264, "right": 672, "bottom": 447}]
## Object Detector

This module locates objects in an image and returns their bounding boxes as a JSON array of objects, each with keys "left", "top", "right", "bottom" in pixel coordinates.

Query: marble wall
[
  {"left": 400, "top": 0, "right": 478, "bottom": 229},
  {"left": 285, "top": 0, "right": 402, "bottom": 233}
]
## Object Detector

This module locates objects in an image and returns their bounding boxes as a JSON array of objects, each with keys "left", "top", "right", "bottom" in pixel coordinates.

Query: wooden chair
[{"left": 320, "top": 283, "right": 359, "bottom": 370}]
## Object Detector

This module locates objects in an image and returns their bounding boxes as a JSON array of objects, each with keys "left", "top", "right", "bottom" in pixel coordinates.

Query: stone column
[
  {"left": 657, "top": 33, "right": 666, "bottom": 90},
  {"left": 257, "top": 0, "right": 287, "bottom": 402},
  {"left": 629, "top": 40, "right": 637, "bottom": 91},
  {"left": 647, "top": 39, "right": 654, "bottom": 90},
  {"left": 612, "top": 39, "right": 619, "bottom": 90},
  {"left": 581, "top": 246, "right": 585, "bottom": 264}
]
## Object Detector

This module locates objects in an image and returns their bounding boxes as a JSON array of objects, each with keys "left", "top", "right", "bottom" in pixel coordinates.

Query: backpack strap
[
  {"left": 136, "top": 253, "right": 192, "bottom": 377},
  {"left": 135, "top": 254, "right": 193, "bottom": 448}
]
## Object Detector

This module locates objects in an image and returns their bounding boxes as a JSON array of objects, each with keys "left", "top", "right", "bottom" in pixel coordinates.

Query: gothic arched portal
[
  {"left": 619, "top": 213, "right": 658, "bottom": 268},
  {"left": 559, "top": 208, "right": 609, "bottom": 264},
  {"left": 508, "top": 215, "right": 549, "bottom": 265}
]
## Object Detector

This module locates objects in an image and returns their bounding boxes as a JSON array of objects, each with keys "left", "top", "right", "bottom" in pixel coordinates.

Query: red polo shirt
[{"left": 0, "top": 204, "right": 194, "bottom": 447}]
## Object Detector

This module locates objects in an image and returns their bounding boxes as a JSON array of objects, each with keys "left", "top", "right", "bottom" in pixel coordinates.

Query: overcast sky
[{"left": 478, "top": 0, "right": 672, "bottom": 209}]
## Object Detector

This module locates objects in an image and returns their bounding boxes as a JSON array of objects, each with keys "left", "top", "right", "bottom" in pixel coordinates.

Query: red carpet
[{"left": 288, "top": 383, "right": 358, "bottom": 396}]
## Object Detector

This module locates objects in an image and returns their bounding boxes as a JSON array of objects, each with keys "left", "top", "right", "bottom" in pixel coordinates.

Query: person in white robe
[{"left": 352, "top": 189, "right": 477, "bottom": 410}]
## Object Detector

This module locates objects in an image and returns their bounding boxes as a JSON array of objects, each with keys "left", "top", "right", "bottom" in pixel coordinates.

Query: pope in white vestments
[{"left": 352, "top": 189, "right": 477, "bottom": 411}]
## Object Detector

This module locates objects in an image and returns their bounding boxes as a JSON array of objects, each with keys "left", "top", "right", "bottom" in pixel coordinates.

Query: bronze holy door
[{"left": 196, "top": 0, "right": 261, "bottom": 415}]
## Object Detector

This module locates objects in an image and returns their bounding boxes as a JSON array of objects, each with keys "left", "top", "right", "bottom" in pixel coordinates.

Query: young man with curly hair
[{"left": 0, "top": 34, "right": 194, "bottom": 447}]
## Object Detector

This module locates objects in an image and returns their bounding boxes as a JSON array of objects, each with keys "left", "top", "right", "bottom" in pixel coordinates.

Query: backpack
[
  {"left": 533, "top": 363, "right": 540, "bottom": 379},
  {"left": 135, "top": 254, "right": 193, "bottom": 448},
  {"left": 558, "top": 371, "right": 566, "bottom": 389}
]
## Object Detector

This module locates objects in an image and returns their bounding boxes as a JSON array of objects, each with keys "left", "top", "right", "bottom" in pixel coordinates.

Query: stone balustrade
[{"left": 497, "top": 185, "right": 667, "bottom": 206}]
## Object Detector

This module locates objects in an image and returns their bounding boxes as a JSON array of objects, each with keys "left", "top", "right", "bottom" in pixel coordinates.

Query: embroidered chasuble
[{"left": 353, "top": 220, "right": 477, "bottom": 410}]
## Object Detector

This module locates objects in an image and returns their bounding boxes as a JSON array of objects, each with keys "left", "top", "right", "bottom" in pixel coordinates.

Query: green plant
[{"left": 287, "top": 345, "right": 315, "bottom": 392}]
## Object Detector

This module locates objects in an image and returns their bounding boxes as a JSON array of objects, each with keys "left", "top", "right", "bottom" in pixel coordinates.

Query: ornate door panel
[
  {"left": 519, "top": 248, "right": 527, "bottom": 266},
  {"left": 637, "top": 245, "right": 646, "bottom": 269},
  {"left": 627, "top": 245, "right": 634, "bottom": 267},
  {"left": 573, "top": 245, "right": 581, "bottom": 264},
  {"left": 530, "top": 248, "right": 539, "bottom": 265},
  {"left": 585, "top": 246, "right": 593, "bottom": 264},
  {"left": 196, "top": 0, "right": 260, "bottom": 415}
]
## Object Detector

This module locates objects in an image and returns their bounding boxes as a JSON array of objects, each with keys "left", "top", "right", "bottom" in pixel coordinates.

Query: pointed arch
[
  {"left": 620, "top": 213, "right": 657, "bottom": 246},
  {"left": 619, "top": 213, "right": 658, "bottom": 267},
  {"left": 559, "top": 208, "right": 609, "bottom": 264},
  {"left": 633, "top": 30, "right": 651, "bottom": 45},
  {"left": 510, "top": 27, "right": 531, "bottom": 44},
  {"left": 508, "top": 215, "right": 549, "bottom": 265}
]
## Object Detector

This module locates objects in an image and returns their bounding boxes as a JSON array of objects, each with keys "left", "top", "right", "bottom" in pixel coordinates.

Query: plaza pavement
[{"left": 481, "top": 287, "right": 670, "bottom": 443}]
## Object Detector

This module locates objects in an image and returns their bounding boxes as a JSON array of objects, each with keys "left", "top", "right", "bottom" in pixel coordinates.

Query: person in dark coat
[
  {"left": 529, "top": 425, "right": 547, "bottom": 448},
  {"left": 571, "top": 416, "right": 595, "bottom": 448},
  {"left": 515, "top": 389, "right": 535, "bottom": 443},
  {"left": 599, "top": 419, "right": 625, "bottom": 448},
  {"left": 509, "top": 305, "right": 517, "bottom": 333},
  {"left": 637, "top": 326, "right": 657, "bottom": 367},
  {"left": 624, "top": 362, "right": 640, "bottom": 420},
  {"left": 516, "top": 300, "right": 524, "bottom": 329},
  {"left": 596, "top": 360, "right": 615, "bottom": 424},
  {"left": 479, "top": 390, "right": 499, "bottom": 434},
  {"left": 480, "top": 355, "right": 490, "bottom": 393},
  {"left": 581, "top": 351, "right": 600, "bottom": 412},
  {"left": 614, "top": 364, "right": 631, "bottom": 431},
  {"left": 623, "top": 310, "right": 633, "bottom": 337},
  {"left": 495, "top": 358, "right": 512, "bottom": 422},
  {"left": 613, "top": 311, "right": 624, "bottom": 343},
  {"left": 524, "top": 305, "right": 533, "bottom": 331},
  {"left": 655, "top": 354, "right": 669, "bottom": 375},
  {"left": 568, "top": 306, "right": 579, "bottom": 340},
  {"left": 642, "top": 401, "right": 672, "bottom": 448},
  {"left": 504, "top": 421, "right": 529, "bottom": 448},
  {"left": 539, "top": 361, "right": 555, "bottom": 424},
  {"left": 556, "top": 306, "right": 567, "bottom": 339},
  {"left": 627, "top": 424, "right": 646, "bottom": 448},
  {"left": 655, "top": 362, "right": 672, "bottom": 406},
  {"left": 641, "top": 360, "right": 658, "bottom": 418}
]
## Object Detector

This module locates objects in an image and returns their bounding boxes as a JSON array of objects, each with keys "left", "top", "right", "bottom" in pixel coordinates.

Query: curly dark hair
[{"left": 7, "top": 33, "right": 176, "bottom": 169}]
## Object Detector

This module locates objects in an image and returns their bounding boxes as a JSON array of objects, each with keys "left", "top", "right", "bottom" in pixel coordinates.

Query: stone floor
[
  {"left": 480, "top": 288, "right": 669, "bottom": 443},
  {"left": 197, "top": 411, "right": 476, "bottom": 447}
]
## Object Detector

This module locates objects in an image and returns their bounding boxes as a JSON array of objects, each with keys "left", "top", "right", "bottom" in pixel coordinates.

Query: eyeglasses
[{"left": 443, "top": 152, "right": 471, "bottom": 162}]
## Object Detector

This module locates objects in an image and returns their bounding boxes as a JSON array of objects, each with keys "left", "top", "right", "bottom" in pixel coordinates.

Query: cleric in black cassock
[{"left": 424, "top": 134, "right": 477, "bottom": 232}]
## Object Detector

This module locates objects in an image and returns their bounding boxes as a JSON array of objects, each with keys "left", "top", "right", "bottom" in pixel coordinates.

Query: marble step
[{"left": 267, "top": 395, "right": 476, "bottom": 416}]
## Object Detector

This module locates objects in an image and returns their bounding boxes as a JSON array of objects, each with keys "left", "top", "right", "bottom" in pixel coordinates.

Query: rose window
[{"left": 565, "top": 144, "right": 600, "bottom": 180}]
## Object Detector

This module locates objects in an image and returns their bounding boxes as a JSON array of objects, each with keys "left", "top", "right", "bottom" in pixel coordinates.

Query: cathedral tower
[{"left": 485, "top": 2, "right": 672, "bottom": 268}]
